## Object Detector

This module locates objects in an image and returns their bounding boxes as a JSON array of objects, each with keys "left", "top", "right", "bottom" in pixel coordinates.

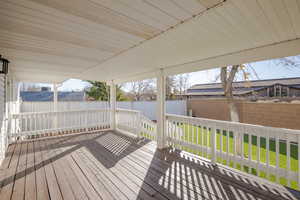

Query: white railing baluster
[
  {"left": 266, "top": 131, "right": 270, "bottom": 180},
  {"left": 206, "top": 126, "right": 209, "bottom": 158},
  {"left": 211, "top": 124, "right": 216, "bottom": 164},
  {"left": 276, "top": 135, "right": 280, "bottom": 183},
  {"left": 34, "top": 113, "right": 37, "bottom": 133},
  {"left": 257, "top": 134, "right": 260, "bottom": 176},
  {"left": 298, "top": 135, "right": 300, "bottom": 190},
  {"left": 226, "top": 128, "right": 230, "bottom": 165},
  {"left": 241, "top": 132, "right": 245, "bottom": 170},
  {"left": 201, "top": 125, "right": 204, "bottom": 157},
  {"left": 287, "top": 135, "right": 291, "bottom": 187},
  {"left": 195, "top": 124, "right": 199, "bottom": 147},
  {"left": 85, "top": 110, "right": 88, "bottom": 131},
  {"left": 24, "top": 115, "right": 27, "bottom": 133},
  {"left": 233, "top": 129, "right": 237, "bottom": 169},
  {"left": 220, "top": 128, "right": 223, "bottom": 162},
  {"left": 248, "top": 133, "right": 252, "bottom": 173},
  {"left": 189, "top": 122, "right": 192, "bottom": 145},
  {"left": 171, "top": 121, "right": 175, "bottom": 147}
]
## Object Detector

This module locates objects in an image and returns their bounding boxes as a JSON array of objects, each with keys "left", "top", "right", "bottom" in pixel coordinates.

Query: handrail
[
  {"left": 12, "top": 108, "right": 109, "bottom": 117},
  {"left": 116, "top": 108, "right": 140, "bottom": 113},
  {"left": 166, "top": 113, "right": 300, "bottom": 136}
]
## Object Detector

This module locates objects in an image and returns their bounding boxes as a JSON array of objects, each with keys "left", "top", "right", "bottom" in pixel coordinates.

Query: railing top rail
[
  {"left": 166, "top": 113, "right": 300, "bottom": 135},
  {"left": 12, "top": 108, "right": 110, "bottom": 117},
  {"left": 116, "top": 108, "right": 140, "bottom": 113}
]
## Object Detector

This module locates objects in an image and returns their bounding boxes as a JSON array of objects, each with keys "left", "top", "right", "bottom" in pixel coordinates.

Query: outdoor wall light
[{"left": 0, "top": 55, "right": 9, "bottom": 74}]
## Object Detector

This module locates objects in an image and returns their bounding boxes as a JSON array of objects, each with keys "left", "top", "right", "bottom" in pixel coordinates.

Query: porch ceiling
[{"left": 1, "top": 0, "right": 300, "bottom": 83}]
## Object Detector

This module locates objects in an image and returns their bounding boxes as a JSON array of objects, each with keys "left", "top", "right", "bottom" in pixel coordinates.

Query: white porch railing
[
  {"left": 5, "top": 105, "right": 300, "bottom": 190},
  {"left": 0, "top": 101, "right": 21, "bottom": 163},
  {"left": 140, "top": 114, "right": 156, "bottom": 141},
  {"left": 9, "top": 109, "right": 110, "bottom": 139},
  {"left": 166, "top": 114, "right": 300, "bottom": 189},
  {"left": 116, "top": 109, "right": 156, "bottom": 140}
]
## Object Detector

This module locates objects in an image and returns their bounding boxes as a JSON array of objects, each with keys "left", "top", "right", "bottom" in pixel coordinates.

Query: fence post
[{"left": 211, "top": 124, "right": 217, "bottom": 164}]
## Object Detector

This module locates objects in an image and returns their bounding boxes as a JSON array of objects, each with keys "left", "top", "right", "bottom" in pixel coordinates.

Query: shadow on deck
[{"left": 0, "top": 131, "right": 299, "bottom": 200}]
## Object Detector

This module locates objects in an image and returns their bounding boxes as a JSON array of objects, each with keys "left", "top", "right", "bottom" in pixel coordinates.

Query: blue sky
[{"left": 53, "top": 56, "right": 300, "bottom": 91}]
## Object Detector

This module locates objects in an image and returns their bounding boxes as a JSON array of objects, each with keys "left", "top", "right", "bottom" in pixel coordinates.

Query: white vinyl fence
[
  {"left": 21, "top": 101, "right": 109, "bottom": 112},
  {"left": 21, "top": 100, "right": 187, "bottom": 120}
]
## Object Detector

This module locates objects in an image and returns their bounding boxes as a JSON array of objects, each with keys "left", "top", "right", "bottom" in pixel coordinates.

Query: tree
[
  {"left": 85, "top": 81, "right": 127, "bottom": 101},
  {"left": 125, "top": 79, "right": 155, "bottom": 101},
  {"left": 175, "top": 74, "right": 190, "bottom": 95},
  {"left": 165, "top": 74, "right": 190, "bottom": 99},
  {"left": 166, "top": 76, "right": 177, "bottom": 100},
  {"left": 220, "top": 65, "right": 240, "bottom": 122},
  {"left": 124, "top": 75, "right": 190, "bottom": 101},
  {"left": 274, "top": 56, "right": 300, "bottom": 69},
  {"left": 219, "top": 55, "right": 300, "bottom": 122}
]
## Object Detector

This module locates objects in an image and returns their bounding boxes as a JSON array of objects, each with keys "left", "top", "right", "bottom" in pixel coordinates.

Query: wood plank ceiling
[{"left": 0, "top": 0, "right": 300, "bottom": 83}]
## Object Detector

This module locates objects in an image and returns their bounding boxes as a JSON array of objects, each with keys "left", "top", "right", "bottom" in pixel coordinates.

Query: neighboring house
[
  {"left": 184, "top": 77, "right": 300, "bottom": 99},
  {"left": 20, "top": 91, "right": 85, "bottom": 101}
]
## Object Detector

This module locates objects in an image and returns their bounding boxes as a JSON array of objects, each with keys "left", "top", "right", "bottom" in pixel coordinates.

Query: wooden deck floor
[{"left": 0, "top": 131, "right": 300, "bottom": 200}]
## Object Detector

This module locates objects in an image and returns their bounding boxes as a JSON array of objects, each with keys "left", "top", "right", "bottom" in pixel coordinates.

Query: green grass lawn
[{"left": 173, "top": 124, "right": 299, "bottom": 190}]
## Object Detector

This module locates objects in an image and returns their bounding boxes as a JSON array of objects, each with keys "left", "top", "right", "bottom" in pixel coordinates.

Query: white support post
[
  {"left": 53, "top": 83, "right": 58, "bottom": 129},
  {"left": 110, "top": 81, "right": 116, "bottom": 130},
  {"left": 156, "top": 69, "right": 167, "bottom": 149},
  {"left": 211, "top": 125, "right": 217, "bottom": 164}
]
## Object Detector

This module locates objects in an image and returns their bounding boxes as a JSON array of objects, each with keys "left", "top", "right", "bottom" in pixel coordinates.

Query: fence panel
[{"left": 21, "top": 100, "right": 187, "bottom": 120}]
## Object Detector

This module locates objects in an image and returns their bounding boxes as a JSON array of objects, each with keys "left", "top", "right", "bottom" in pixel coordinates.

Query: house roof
[
  {"left": 186, "top": 77, "right": 300, "bottom": 96},
  {"left": 20, "top": 91, "right": 85, "bottom": 101},
  {"left": 186, "top": 88, "right": 265, "bottom": 96},
  {"left": 189, "top": 77, "right": 300, "bottom": 90},
  {"left": 1, "top": 0, "right": 300, "bottom": 83}
]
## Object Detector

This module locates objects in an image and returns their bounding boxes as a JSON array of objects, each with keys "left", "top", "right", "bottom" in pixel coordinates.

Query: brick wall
[{"left": 187, "top": 99, "right": 300, "bottom": 130}]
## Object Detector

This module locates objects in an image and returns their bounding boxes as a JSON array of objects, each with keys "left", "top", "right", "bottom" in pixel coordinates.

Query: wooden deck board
[
  {"left": 33, "top": 140, "right": 50, "bottom": 200},
  {"left": 11, "top": 142, "right": 27, "bottom": 200},
  {"left": 0, "top": 131, "right": 299, "bottom": 200},
  {"left": 25, "top": 142, "right": 36, "bottom": 200},
  {"left": 0, "top": 143, "right": 22, "bottom": 200},
  {"left": 40, "top": 140, "right": 63, "bottom": 200}
]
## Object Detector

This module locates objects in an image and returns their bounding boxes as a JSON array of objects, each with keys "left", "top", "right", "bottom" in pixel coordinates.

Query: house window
[
  {"left": 269, "top": 87, "right": 274, "bottom": 97},
  {"left": 275, "top": 86, "right": 280, "bottom": 97},
  {"left": 281, "top": 86, "right": 288, "bottom": 97}
]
